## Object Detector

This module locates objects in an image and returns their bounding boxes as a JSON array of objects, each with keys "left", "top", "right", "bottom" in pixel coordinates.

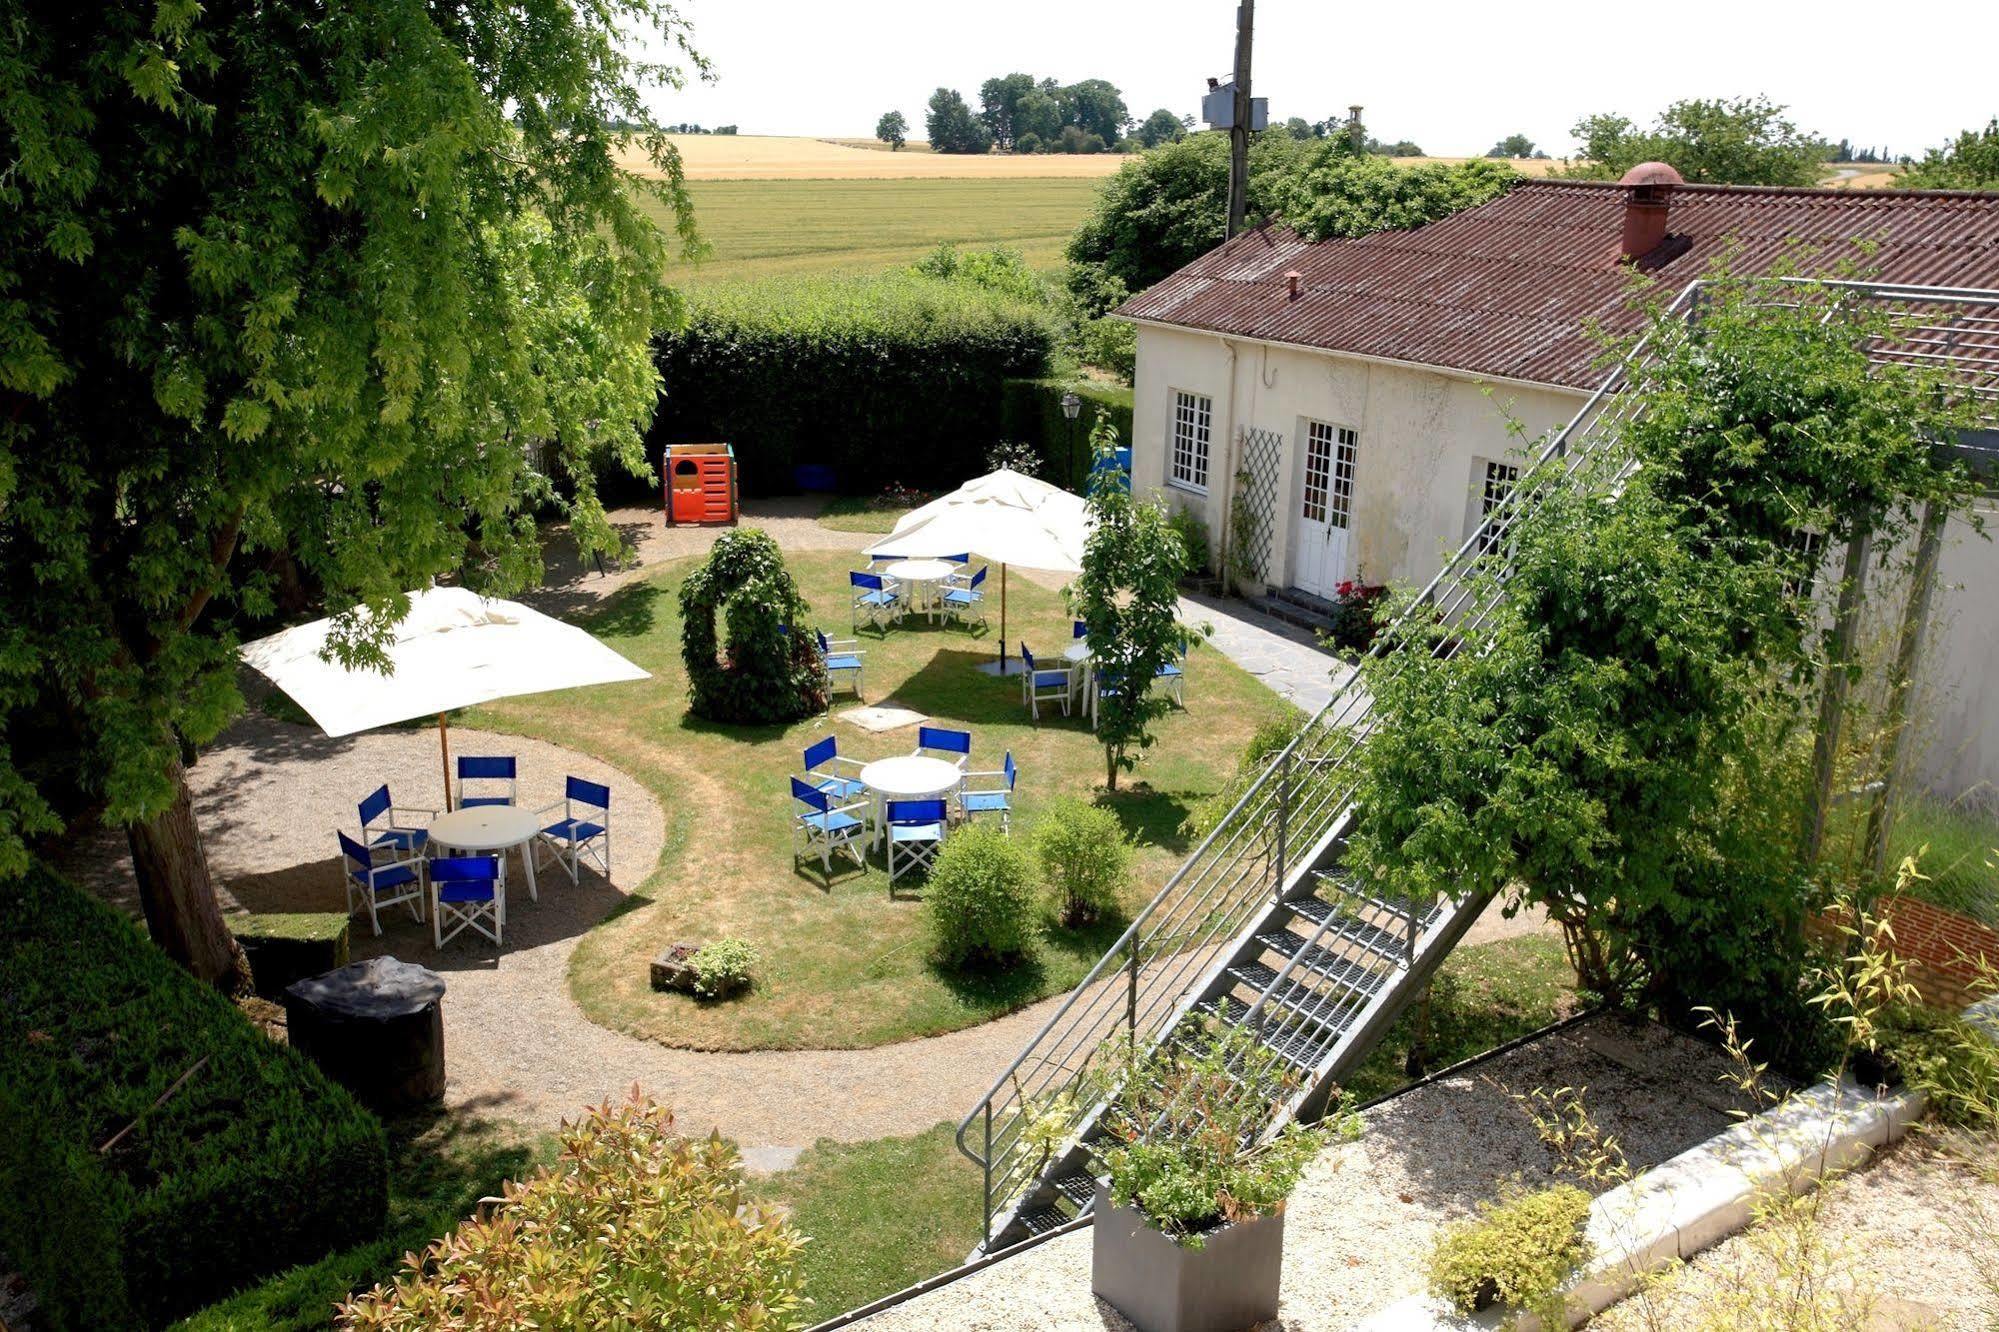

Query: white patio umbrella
[
  {"left": 866, "top": 467, "right": 1092, "bottom": 673},
  {"left": 239, "top": 586, "right": 649, "bottom": 808}
]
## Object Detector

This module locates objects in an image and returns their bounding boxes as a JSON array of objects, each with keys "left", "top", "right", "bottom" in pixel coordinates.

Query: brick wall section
[{"left": 1814, "top": 895, "right": 1999, "bottom": 1010}]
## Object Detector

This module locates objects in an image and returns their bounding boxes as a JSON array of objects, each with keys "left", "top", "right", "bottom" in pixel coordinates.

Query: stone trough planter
[
  {"left": 649, "top": 943, "right": 700, "bottom": 993},
  {"left": 1090, "top": 1184, "right": 1286, "bottom": 1332}
]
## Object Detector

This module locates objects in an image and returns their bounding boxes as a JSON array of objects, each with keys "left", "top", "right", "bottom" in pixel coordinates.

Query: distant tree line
[
  {"left": 886, "top": 75, "right": 1190, "bottom": 155},
  {"left": 1898, "top": 118, "right": 1999, "bottom": 189},
  {"left": 660, "top": 122, "right": 738, "bottom": 135},
  {"left": 1486, "top": 133, "right": 1549, "bottom": 159},
  {"left": 1279, "top": 110, "right": 1422, "bottom": 156}
]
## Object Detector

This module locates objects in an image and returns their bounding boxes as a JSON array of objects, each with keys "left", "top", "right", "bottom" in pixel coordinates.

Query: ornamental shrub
[
  {"left": 690, "top": 937, "right": 759, "bottom": 999},
  {"left": 650, "top": 272, "right": 1056, "bottom": 494},
  {"left": 340, "top": 1092, "right": 806, "bottom": 1331},
  {"left": 0, "top": 869, "right": 386, "bottom": 1330},
  {"left": 1426, "top": 1183, "right": 1592, "bottom": 1322},
  {"left": 1035, "top": 797, "right": 1134, "bottom": 927},
  {"left": 926, "top": 822, "right": 1038, "bottom": 968},
  {"left": 679, "top": 528, "right": 826, "bottom": 724}
]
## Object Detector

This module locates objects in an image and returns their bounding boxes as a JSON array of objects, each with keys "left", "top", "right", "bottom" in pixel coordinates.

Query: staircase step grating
[
  {"left": 1052, "top": 1172, "right": 1099, "bottom": 1206},
  {"left": 1254, "top": 931, "right": 1394, "bottom": 995},
  {"left": 1016, "top": 1206, "right": 1071, "bottom": 1236},
  {"left": 1285, "top": 894, "right": 1411, "bottom": 959},
  {"left": 1195, "top": 996, "right": 1324, "bottom": 1069}
]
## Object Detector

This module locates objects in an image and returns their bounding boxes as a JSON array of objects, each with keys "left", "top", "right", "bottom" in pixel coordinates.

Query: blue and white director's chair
[{"left": 535, "top": 776, "right": 612, "bottom": 885}]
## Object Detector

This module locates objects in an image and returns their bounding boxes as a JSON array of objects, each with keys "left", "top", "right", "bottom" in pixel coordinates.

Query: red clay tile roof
[{"left": 1114, "top": 180, "right": 1999, "bottom": 390}]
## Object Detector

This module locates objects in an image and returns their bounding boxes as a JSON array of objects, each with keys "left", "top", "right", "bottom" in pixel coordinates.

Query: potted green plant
[{"left": 1091, "top": 1019, "right": 1353, "bottom": 1332}]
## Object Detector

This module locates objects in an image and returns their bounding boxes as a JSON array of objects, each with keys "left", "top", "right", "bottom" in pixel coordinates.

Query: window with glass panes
[
  {"left": 1170, "top": 390, "right": 1212, "bottom": 492},
  {"left": 1476, "top": 460, "right": 1520, "bottom": 554}
]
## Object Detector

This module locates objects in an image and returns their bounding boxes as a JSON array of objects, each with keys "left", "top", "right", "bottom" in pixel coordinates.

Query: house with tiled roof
[{"left": 1113, "top": 169, "right": 1999, "bottom": 797}]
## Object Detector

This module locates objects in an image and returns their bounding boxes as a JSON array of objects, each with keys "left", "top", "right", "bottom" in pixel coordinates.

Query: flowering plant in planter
[
  {"left": 1091, "top": 1020, "right": 1359, "bottom": 1332},
  {"left": 1323, "top": 579, "right": 1390, "bottom": 658}
]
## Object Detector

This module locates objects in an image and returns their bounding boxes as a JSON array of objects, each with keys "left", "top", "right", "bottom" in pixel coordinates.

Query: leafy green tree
[
  {"left": 876, "top": 109, "right": 908, "bottom": 150},
  {"left": 1564, "top": 97, "right": 1826, "bottom": 185},
  {"left": 1488, "top": 133, "right": 1539, "bottom": 158},
  {"left": 1270, "top": 152, "right": 1517, "bottom": 242},
  {"left": 1013, "top": 89, "right": 1064, "bottom": 148},
  {"left": 1075, "top": 418, "right": 1190, "bottom": 790},
  {"left": 1349, "top": 275, "right": 1978, "bottom": 1042},
  {"left": 1899, "top": 118, "right": 1999, "bottom": 189},
  {"left": 925, "top": 87, "right": 992, "bottom": 154},
  {"left": 0, "top": 1, "right": 701, "bottom": 984},
  {"left": 1064, "top": 132, "right": 1304, "bottom": 310},
  {"left": 1138, "top": 108, "right": 1190, "bottom": 149},
  {"left": 678, "top": 529, "right": 824, "bottom": 725},
  {"left": 978, "top": 72, "right": 1037, "bottom": 150},
  {"left": 1059, "top": 78, "right": 1132, "bottom": 144},
  {"left": 1284, "top": 117, "right": 1318, "bottom": 142},
  {"left": 1366, "top": 138, "right": 1426, "bottom": 157}
]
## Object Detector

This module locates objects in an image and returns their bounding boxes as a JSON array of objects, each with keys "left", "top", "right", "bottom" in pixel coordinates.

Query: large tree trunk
[{"left": 128, "top": 748, "right": 247, "bottom": 991}]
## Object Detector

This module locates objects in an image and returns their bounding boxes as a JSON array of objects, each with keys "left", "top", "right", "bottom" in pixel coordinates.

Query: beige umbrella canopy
[
  {"left": 240, "top": 587, "right": 649, "bottom": 806},
  {"left": 866, "top": 468, "right": 1093, "bottom": 671}
]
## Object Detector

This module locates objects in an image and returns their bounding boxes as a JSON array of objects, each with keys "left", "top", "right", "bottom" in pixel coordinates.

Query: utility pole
[{"left": 1227, "top": 0, "right": 1254, "bottom": 237}]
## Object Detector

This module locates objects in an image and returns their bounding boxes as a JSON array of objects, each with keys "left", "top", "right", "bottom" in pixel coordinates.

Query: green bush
[
  {"left": 911, "top": 243, "right": 1050, "bottom": 304},
  {"left": 1426, "top": 1183, "right": 1592, "bottom": 1321},
  {"left": 926, "top": 823, "right": 1038, "bottom": 968},
  {"left": 1035, "top": 798, "right": 1134, "bottom": 927},
  {"left": 1075, "top": 316, "right": 1136, "bottom": 384},
  {"left": 679, "top": 528, "right": 825, "bottom": 724},
  {"left": 997, "top": 378, "right": 1135, "bottom": 492},
  {"left": 0, "top": 869, "right": 387, "bottom": 1330},
  {"left": 1180, "top": 716, "right": 1303, "bottom": 841},
  {"left": 1881, "top": 1003, "right": 1999, "bottom": 1127},
  {"left": 691, "top": 937, "right": 760, "bottom": 999},
  {"left": 340, "top": 1093, "right": 805, "bottom": 1330},
  {"left": 1167, "top": 505, "right": 1211, "bottom": 577},
  {"left": 649, "top": 273, "right": 1056, "bottom": 494}
]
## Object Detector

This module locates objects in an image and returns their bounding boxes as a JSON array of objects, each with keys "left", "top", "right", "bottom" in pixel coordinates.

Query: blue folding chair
[
  {"left": 912, "top": 725, "right": 972, "bottom": 773},
  {"left": 885, "top": 798, "right": 948, "bottom": 886},
  {"left": 357, "top": 784, "right": 433, "bottom": 857},
  {"left": 337, "top": 830, "right": 425, "bottom": 937},
  {"left": 536, "top": 776, "right": 611, "bottom": 885},
  {"left": 1073, "top": 620, "right": 1089, "bottom": 640},
  {"left": 802, "top": 735, "right": 868, "bottom": 802},
  {"left": 961, "top": 751, "right": 1018, "bottom": 835},
  {"left": 1020, "top": 643, "right": 1076, "bottom": 720},
  {"left": 456, "top": 755, "right": 517, "bottom": 808},
  {"left": 430, "top": 855, "right": 503, "bottom": 948},
  {"left": 816, "top": 629, "right": 865, "bottom": 698},
  {"left": 941, "top": 566, "right": 989, "bottom": 630},
  {"left": 791, "top": 776, "right": 868, "bottom": 873},
  {"left": 850, "top": 570, "right": 902, "bottom": 632}
]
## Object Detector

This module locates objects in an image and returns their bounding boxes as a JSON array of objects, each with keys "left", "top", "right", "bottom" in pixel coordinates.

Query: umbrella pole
[
  {"left": 1000, "top": 564, "right": 1008, "bottom": 671},
  {"left": 437, "top": 712, "right": 454, "bottom": 812}
]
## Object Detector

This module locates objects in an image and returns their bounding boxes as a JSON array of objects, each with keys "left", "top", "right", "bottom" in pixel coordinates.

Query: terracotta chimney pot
[
  {"left": 1285, "top": 270, "right": 1303, "bottom": 299},
  {"left": 1618, "top": 161, "right": 1684, "bottom": 263}
]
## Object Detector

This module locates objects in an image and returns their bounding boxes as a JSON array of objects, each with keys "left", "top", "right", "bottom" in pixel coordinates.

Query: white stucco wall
[
  {"left": 1127, "top": 320, "right": 1999, "bottom": 804},
  {"left": 1128, "top": 322, "right": 1584, "bottom": 593}
]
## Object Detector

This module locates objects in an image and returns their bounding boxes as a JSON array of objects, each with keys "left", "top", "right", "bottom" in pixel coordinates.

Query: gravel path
[
  {"left": 856, "top": 1016, "right": 1757, "bottom": 1331},
  {"left": 1594, "top": 1130, "right": 1999, "bottom": 1331}
]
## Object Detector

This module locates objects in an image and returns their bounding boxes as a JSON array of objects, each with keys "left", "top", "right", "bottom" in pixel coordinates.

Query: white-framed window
[
  {"left": 1784, "top": 528, "right": 1827, "bottom": 600},
  {"left": 1474, "top": 459, "right": 1520, "bottom": 554},
  {"left": 1301, "top": 421, "right": 1359, "bottom": 529},
  {"left": 1169, "top": 390, "right": 1212, "bottom": 493}
]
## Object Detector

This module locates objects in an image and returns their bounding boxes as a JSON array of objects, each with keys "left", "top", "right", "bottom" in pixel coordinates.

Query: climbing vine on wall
[{"left": 679, "top": 529, "right": 827, "bottom": 724}]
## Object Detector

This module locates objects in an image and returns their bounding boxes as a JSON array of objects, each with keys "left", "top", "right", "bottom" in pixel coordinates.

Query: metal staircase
[{"left": 954, "top": 279, "right": 1999, "bottom": 1254}]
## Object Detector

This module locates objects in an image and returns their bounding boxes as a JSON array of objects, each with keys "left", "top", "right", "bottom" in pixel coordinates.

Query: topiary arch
[{"left": 679, "top": 529, "right": 826, "bottom": 724}]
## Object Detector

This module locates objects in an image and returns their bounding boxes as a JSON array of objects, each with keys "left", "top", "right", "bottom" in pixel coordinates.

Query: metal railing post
[
  {"left": 982, "top": 1106, "right": 993, "bottom": 1248},
  {"left": 1126, "top": 938, "right": 1139, "bottom": 1051},
  {"left": 1273, "top": 748, "right": 1292, "bottom": 900}
]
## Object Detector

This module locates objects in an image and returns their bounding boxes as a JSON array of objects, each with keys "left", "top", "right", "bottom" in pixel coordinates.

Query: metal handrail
[{"left": 955, "top": 277, "right": 1999, "bottom": 1243}]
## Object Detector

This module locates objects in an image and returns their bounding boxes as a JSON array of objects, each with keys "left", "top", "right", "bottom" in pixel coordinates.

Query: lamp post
[{"left": 1060, "top": 390, "right": 1082, "bottom": 492}]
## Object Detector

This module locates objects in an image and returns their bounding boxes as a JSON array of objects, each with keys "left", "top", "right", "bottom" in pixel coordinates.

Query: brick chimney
[
  {"left": 1618, "top": 161, "right": 1684, "bottom": 263},
  {"left": 1285, "top": 270, "right": 1303, "bottom": 299}
]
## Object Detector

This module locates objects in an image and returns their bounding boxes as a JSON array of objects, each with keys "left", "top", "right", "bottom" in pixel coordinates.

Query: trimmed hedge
[
  {"left": 648, "top": 273, "right": 1057, "bottom": 495},
  {"left": 998, "top": 378, "right": 1135, "bottom": 492},
  {"left": 0, "top": 870, "right": 387, "bottom": 1329}
]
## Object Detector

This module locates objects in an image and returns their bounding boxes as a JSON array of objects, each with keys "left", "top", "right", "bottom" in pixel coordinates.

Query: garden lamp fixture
[{"left": 1060, "top": 391, "right": 1082, "bottom": 490}]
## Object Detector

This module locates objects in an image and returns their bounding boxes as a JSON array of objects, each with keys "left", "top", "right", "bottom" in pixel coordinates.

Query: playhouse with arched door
[{"left": 663, "top": 443, "right": 739, "bottom": 526}]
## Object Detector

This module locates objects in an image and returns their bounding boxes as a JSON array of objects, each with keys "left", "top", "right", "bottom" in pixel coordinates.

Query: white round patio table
[
  {"left": 858, "top": 755, "right": 964, "bottom": 849},
  {"left": 1065, "top": 640, "right": 1092, "bottom": 708},
  {"left": 427, "top": 804, "right": 543, "bottom": 918},
  {"left": 882, "top": 558, "right": 957, "bottom": 622}
]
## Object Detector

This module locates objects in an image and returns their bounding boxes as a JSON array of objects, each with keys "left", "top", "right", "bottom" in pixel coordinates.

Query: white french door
[{"left": 1293, "top": 421, "right": 1358, "bottom": 598}]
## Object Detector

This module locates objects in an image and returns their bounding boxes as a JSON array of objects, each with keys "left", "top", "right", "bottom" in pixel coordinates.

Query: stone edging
[{"left": 1354, "top": 996, "right": 1999, "bottom": 1331}]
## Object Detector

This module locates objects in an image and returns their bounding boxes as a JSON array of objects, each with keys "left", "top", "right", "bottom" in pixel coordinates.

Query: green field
[{"left": 640, "top": 177, "right": 1103, "bottom": 285}]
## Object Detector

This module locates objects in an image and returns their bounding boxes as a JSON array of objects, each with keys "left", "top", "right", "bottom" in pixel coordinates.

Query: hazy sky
[{"left": 641, "top": 0, "right": 1997, "bottom": 159}]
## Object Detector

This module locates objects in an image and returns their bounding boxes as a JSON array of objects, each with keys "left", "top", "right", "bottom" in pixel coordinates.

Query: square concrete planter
[{"left": 1091, "top": 1184, "right": 1285, "bottom": 1332}]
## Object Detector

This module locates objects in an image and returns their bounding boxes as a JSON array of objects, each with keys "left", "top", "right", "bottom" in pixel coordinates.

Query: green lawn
[
  {"left": 638, "top": 178, "right": 1102, "bottom": 285},
  {"left": 815, "top": 496, "right": 917, "bottom": 533},
  {"left": 174, "top": 1110, "right": 555, "bottom": 1331},
  {"left": 1821, "top": 793, "right": 1999, "bottom": 926},
  {"left": 467, "top": 547, "right": 1299, "bottom": 1051}
]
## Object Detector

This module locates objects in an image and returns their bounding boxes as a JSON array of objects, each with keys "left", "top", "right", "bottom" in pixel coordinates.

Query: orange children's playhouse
[{"left": 663, "top": 443, "right": 738, "bottom": 526}]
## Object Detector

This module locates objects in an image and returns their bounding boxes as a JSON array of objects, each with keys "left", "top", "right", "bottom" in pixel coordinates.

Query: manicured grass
[
  {"left": 816, "top": 496, "right": 916, "bottom": 534},
  {"left": 762, "top": 1124, "right": 981, "bottom": 1320},
  {"left": 637, "top": 177, "right": 1102, "bottom": 285},
  {"left": 1821, "top": 793, "right": 1999, "bottom": 926},
  {"left": 1338, "top": 933, "right": 1580, "bottom": 1104},
  {"left": 175, "top": 1110, "right": 555, "bottom": 1331},
  {"left": 468, "top": 548, "right": 1299, "bottom": 1051}
]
